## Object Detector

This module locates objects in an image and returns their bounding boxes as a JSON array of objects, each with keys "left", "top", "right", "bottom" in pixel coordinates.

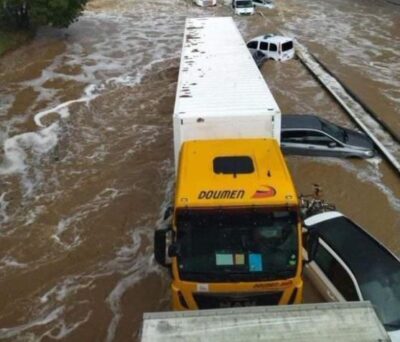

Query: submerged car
[
  {"left": 232, "top": 0, "right": 255, "bottom": 15},
  {"left": 251, "top": 50, "right": 267, "bottom": 68},
  {"left": 304, "top": 211, "right": 400, "bottom": 341},
  {"left": 281, "top": 114, "right": 375, "bottom": 158},
  {"left": 252, "top": 0, "right": 274, "bottom": 8},
  {"left": 193, "top": 0, "right": 217, "bottom": 6},
  {"left": 247, "top": 34, "right": 294, "bottom": 61}
]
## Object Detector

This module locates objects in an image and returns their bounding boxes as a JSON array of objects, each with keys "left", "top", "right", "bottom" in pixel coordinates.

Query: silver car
[
  {"left": 252, "top": 0, "right": 274, "bottom": 8},
  {"left": 281, "top": 114, "right": 375, "bottom": 158}
]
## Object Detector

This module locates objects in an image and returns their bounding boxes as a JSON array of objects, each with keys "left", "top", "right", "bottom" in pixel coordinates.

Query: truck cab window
[{"left": 176, "top": 208, "right": 299, "bottom": 283}]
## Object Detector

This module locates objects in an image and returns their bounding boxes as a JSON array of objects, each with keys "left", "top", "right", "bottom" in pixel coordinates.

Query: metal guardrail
[{"left": 295, "top": 41, "right": 400, "bottom": 176}]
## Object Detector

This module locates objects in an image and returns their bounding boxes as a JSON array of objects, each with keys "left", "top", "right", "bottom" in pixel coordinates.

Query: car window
[
  {"left": 269, "top": 43, "right": 277, "bottom": 52},
  {"left": 321, "top": 120, "right": 345, "bottom": 142},
  {"left": 313, "top": 216, "right": 400, "bottom": 329},
  {"left": 247, "top": 41, "right": 258, "bottom": 49},
  {"left": 282, "top": 41, "right": 293, "bottom": 51},
  {"left": 260, "top": 42, "right": 268, "bottom": 51},
  {"left": 253, "top": 0, "right": 261, "bottom": 3},
  {"left": 315, "top": 243, "right": 359, "bottom": 301},
  {"left": 304, "top": 131, "right": 334, "bottom": 146},
  {"left": 281, "top": 131, "right": 308, "bottom": 143}
]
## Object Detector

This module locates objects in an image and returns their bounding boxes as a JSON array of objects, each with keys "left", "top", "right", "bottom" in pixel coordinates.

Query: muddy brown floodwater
[{"left": 0, "top": 0, "right": 399, "bottom": 340}]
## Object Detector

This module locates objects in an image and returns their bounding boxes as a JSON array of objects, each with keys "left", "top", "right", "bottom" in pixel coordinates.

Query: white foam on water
[
  {"left": 85, "top": 144, "right": 108, "bottom": 161},
  {"left": 1, "top": 113, "right": 32, "bottom": 140},
  {"left": 34, "top": 84, "right": 101, "bottom": 128},
  {"left": 23, "top": 205, "right": 46, "bottom": 226},
  {"left": 105, "top": 228, "right": 158, "bottom": 342},
  {"left": 0, "top": 122, "right": 60, "bottom": 176},
  {"left": 53, "top": 187, "right": 124, "bottom": 249},
  {"left": 40, "top": 276, "right": 95, "bottom": 304},
  {"left": 105, "top": 162, "right": 174, "bottom": 342},
  {"left": 39, "top": 310, "right": 92, "bottom": 340},
  {"left": 0, "top": 9, "right": 182, "bottom": 177},
  {"left": 282, "top": 0, "right": 400, "bottom": 105},
  {"left": 318, "top": 157, "right": 400, "bottom": 212},
  {"left": 0, "top": 192, "right": 9, "bottom": 225},
  {"left": 0, "top": 94, "right": 15, "bottom": 117},
  {"left": 0, "top": 256, "right": 27, "bottom": 270},
  {"left": 0, "top": 306, "right": 64, "bottom": 339}
]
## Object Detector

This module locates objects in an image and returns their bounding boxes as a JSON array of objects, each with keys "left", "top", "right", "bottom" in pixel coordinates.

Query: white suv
[
  {"left": 247, "top": 34, "right": 294, "bottom": 61},
  {"left": 232, "top": 0, "right": 255, "bottom": 15}
]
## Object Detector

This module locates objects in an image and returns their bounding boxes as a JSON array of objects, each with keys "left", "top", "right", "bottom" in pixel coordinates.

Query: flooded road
[{"left": 0, "top": 0, "right": 399, "bottom": 340}]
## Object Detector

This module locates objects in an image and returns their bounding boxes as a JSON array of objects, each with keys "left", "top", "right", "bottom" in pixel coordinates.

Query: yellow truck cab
[{"left": 155, "top": 139, "right": 303, "bottom": 309}]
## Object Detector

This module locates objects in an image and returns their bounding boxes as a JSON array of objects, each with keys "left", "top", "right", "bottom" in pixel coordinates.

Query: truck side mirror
[
  {"left": 168, "top": 242, "right": 180, "bottom": 257},
  {"left": 154, "top": 227, "right": 172, "bottom": 268},
  {"left": 163, "top": 206, "right": 173, "bottom": 221}
]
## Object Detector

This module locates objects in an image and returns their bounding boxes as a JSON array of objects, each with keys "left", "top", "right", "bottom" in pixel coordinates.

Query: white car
[
  {"left": 247, "top": 34, "right": 295, "bottom": 61},
  {"left": 232, "top": 0, "right": 255, "bottom": 15},
  {"left": 252, "top": 0, "right": 274, "bottom": 8},
  {"left": 193, "top": 0, "right": 217, "bottom": 6},
  {"left": 304, "top": 211, "right": 400, "bottom": 341}
]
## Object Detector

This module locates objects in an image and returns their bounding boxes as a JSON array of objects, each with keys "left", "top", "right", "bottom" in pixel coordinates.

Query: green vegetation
[
  {"left": 0, "top": 0, "right": 88, "bottom": 29},
  {"left": 0, "top": 0, "right": 89, "bottom": 55}
]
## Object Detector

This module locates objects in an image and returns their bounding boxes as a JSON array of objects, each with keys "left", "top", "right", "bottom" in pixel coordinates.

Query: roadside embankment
[{"left": 0, "top": 28, "right": 33, "bottom": 56}]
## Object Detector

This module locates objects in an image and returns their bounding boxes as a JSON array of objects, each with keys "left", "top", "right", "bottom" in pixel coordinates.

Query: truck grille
[{"left": 193, "top": 291, "right": 282, "bottom": 309}]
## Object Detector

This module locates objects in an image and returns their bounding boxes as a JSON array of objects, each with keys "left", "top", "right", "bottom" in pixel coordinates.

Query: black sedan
[{"left": 281, "top": 114, "right": 375, "bottom": 158}]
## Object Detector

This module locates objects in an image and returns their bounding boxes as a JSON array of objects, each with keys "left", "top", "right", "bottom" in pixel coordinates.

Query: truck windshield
[
  {"left": 236, "top": 0, "right": 253, "bottom": 7},
  {"left": 176, "top": 208, "right": 299, "bottom": 282}
]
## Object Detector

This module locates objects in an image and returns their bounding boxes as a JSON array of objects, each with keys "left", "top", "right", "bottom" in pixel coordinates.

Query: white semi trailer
[{"left": 173, "top": 17, "right": 281, "bottom": 167}]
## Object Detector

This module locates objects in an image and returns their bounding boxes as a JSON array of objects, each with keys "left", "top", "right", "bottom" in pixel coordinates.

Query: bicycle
[{"left": 299, "top": 184, "right": 336, "bottom": 219}]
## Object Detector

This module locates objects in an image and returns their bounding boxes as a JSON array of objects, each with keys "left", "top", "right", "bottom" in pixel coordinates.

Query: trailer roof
[
  {"left": 141, "top": 302, "right": 390, "bottom": 341},
  {"left": 174, "top": 17, "right": 280, "bottom": 119}
]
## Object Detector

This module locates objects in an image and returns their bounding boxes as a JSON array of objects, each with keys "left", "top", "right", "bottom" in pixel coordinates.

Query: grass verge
[{"left": 0, "top": 28, "right": 33, "bottom": 56}]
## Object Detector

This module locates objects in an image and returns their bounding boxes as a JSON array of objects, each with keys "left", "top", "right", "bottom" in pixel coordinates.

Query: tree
[{"left": 0, "top": 0, "right": 88, "bottom": 29}]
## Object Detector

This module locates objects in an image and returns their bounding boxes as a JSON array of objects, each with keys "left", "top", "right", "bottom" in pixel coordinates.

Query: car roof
[
  {"left": 253, "top": 34, "right": 293, "bottom": 44},
  {"left": 282, "top": 114, "right": 323, "bottom": 130},
  {"left": 306, "top": 213, "right": 400, "bottom": 326}
]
